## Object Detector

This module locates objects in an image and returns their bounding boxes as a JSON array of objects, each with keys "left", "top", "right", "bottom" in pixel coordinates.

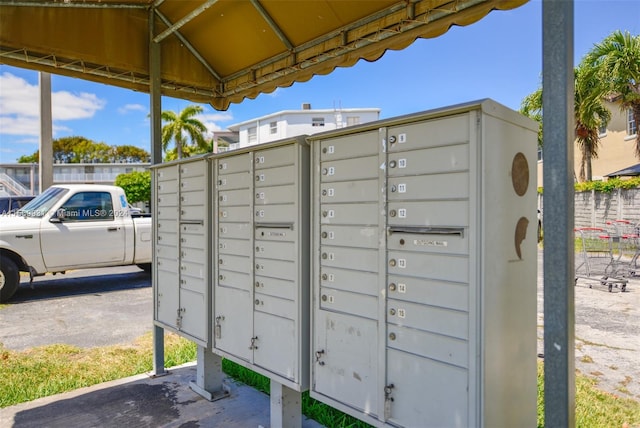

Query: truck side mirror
[{"left": 50, "top": 208, "right": 66, "bottom": 223}]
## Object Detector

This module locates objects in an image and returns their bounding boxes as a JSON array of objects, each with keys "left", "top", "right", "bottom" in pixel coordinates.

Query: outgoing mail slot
[
  {"left": 255, "top": 204, "right": 296, "bottom": 223},
  {"left": 156, "top": 166, "right": 178, "bottom": 182},
  {"left": 387, "top": 251, "right": 469, "bottom": 284},
  {"left": 254, "top": 258, "right": 296, "bottom": 281},
  {"left": 180, "top": 189, "right": 206, "bottom": 206},
  {"left": 386, "top": 324, "right": 468, "bottom": 368},
  {"left": 387, "top": 230, "right": 468, "bottom": 255},
  {"left": 254, "top": 293, "right": 296, "bottom": 319},
  {"left": 387, "top": 201, "right": 469, "bottom": 227},
  {"left": 320, "top": 287, "right": 378, "bottom": 320},
  {"left": 387, "top": 275, "right": 468, "bottom": 312},
  {"left": 255, "top": 226, "right": 294, "bottom": 242},
  {"left": 157, "top": 180, "right": 178, "bottom": 195},
  {"left": 254, "top": 184, "right": 295, "bottom": 205},
  {"left": 320, "top": 156, "right": 379, "bottom": 182},
  {"left": 218, "top": 222, "right": 252, "bottom": 240},
  {"left": 217, "top": 269, "right": 252, "bottom": 291},
  {"left": 180, "top": 161, "right": 206, "bottom": 178},
  {"left": 320, "top": 203, "right": 379, "bottom": 226},
  {"left": 255, "top": 145, "right": 295, "bottom": 169},
  {"left": 254, "top": 165, "right": 296, "bottom": 187},
  {"left": 386, "top": 299, "right": 468, "bottom": 340},
  {"left": 219, "top": 205, "right": 252, "bottom": 223},
  {"left": 320, "top": 225, "right": 378, "bottom": 249},
  {"left": 388, "top": 172, "right": 469, "bottom": 201},
  {"left": 217, "top": 153, "right": 251, "bottom": 174},
  {"left": 320, "top": 267, "right": 378, "bottom": 296},
  {"left": 157, "top": 193, "right": 178, "bottom": 208},
  {"left": 218, "top": 188, "right": 252, "bottom": 206},
  {"left": 217, "top": 171, "right": 252, "bottom": 190},
  {"left": 319, "top": 130, "right": 379, "bottom": 161},
  {"left": 180, "top": 205, "right": 205, "bottom": 220},
  {"left": 320, "top": 246, "right": 378, "bottom": 272},
  {"left": 387, "top": 114, "right": 470, "bottom": 152},
  {"left": 320, "top": 179, "right": 378, "bottom": 204},
  {"left": 218, "top": 253, "right": 251, "bottom": 273},
  {"left": 254, "top": 276, "right": 296, "bottom": 300},
  {"left": 254, "top": 240, "right": 295, "bottom": 261},
  {"left": 387, "top": 143, "right": 469, "bottom": 177},
  {"left": 218, "top": 238, "right": 252, "bottom": 256}
]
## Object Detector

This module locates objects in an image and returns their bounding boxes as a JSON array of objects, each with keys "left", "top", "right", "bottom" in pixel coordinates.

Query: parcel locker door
[
  {"left": 385, "top": 348, "right": 468, "bottom": 428},
  {"left": 254, "top": 311, "right": 297, "bottom": 382},
  {"left": 313, "top": 310, "right": 379, "bottom": 416},
  {"left": 214, "top": 285, "right": 252, "bottom": 361},
  {"left": 156, "top": 269, "right": 179, "bottom": 328},
  {"left": 179, "top": 288, "right": 207, "bottom": 343}
]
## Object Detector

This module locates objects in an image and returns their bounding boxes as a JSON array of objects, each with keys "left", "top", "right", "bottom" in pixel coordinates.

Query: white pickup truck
[{"left": 0, "top": 184, "right": 152, "bottom": 302}]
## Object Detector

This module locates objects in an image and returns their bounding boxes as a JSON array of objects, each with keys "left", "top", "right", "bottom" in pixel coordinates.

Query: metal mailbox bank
[
  {"left": 211, "top": 136, "right": 310, "bottom": 393},
  {"left": 308, "top": 100, "right": 538, "bottom": 427},
  {"left": 152, "top": 156, "right": 210, "bottom": 346}
]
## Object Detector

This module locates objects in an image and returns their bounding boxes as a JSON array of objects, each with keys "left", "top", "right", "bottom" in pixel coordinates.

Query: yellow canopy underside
[{"left": 0, "top": 0, "right": 528, "bottom": 110}]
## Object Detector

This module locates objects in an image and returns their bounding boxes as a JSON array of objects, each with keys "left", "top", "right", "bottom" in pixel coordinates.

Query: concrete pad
[{"left": 0, "top": 363, "right": 324, "bottom": 428}]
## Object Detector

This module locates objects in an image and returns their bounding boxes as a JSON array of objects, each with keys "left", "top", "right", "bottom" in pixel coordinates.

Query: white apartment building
[{"left": 226, "top": 103, "right": 381, "bottom": 149}]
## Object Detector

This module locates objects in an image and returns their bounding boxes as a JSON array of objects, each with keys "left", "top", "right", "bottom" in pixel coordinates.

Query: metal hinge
[{"left": 176, "top": 308, "right": 184, "bottom": 329}]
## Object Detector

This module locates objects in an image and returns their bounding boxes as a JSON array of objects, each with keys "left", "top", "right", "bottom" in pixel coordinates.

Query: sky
[{"left": 1, "top": 0, "right": 639, "bottom": 164}]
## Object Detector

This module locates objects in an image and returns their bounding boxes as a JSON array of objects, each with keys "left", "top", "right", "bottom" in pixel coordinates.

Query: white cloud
[
  {"left": 0, "top": 72, "right": 105, "bottom": 136},
  {"left": 198, "top": 112, "right": 233, "bottom": 134},
  {"left": 118, "top": 103, "right": 146, "bottom": 114}
]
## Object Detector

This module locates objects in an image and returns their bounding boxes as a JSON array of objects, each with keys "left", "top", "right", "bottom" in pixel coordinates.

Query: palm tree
[
  {"left": 586, "top": 30, "right": 640, "bottom": 157},
  {"left": 520, "top": 62, "right": 610, "bottom": 182},
  {"left": 161, "top": 105, "right": 208, "bottom": 159}
]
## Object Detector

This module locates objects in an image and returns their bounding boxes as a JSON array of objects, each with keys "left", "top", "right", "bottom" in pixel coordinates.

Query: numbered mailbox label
[
  {"left": 397, "top": 183, "right": 406, "bottom": 193},
  {"left": 399, "top": 159, "right": 407, "bottom": 168},
  {"left": 398, "top": 208, "right": 407, "bottom": 218}
]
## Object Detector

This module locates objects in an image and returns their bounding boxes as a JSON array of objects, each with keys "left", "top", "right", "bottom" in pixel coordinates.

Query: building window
[
  {"left": 346, "top": 116, "right": 360, "bottom": 126},
  {"left": 598, "top": 122, "right": 607, "bottom": 137},
  {"left": 312, "top": 117, "right": 325, "bottom": 127},
  {"left": 537, "top": 147, "right": 543, "bottom": 162},
  {"left": 270, "top": 121, "right": 278, "bottom": 134},
  {"left": 248, "top": 126, "right": 257, "bottom": 144},
  {"left": 628, "top": 109, "right": 637, "bottom": 136}
]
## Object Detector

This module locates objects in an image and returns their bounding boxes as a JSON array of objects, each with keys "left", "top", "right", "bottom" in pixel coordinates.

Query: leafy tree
[
  {"left": 586, "top": 30, "right": 640, "bottom": 157},
  {"left": 161, "top": 105, "right": 208, "bottom": 160},
  {"left": 520, "top": 62, "right": 610, "bottom": 182},
  {"left": 17, "top": 137, "right": 150, "bottom": 164},
  {"left": 114, "top": 170, "right": 151, "bottom": 205}
]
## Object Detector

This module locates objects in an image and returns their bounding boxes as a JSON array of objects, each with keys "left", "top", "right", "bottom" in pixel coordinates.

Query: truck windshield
[{"left": 18, "top": 187, "right": 69, "bottom": 218}]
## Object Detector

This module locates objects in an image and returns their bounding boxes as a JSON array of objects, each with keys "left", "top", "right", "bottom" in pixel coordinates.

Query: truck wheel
[
  {"left": 137, "top": 263, "right": 151, "bottom": 274},
  {"left": 0, "top": 255, "right": 20, "bottom": 303}
]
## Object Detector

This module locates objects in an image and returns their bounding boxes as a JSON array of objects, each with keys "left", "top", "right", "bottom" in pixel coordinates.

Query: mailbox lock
[
  {"left": 321, "top": 294, "right": 328, "bottom": 302},
  {"left": 322, "top": 211, "right": 328, "bottom": 218},
  {"left": 322, "top": 147, "right": 328, "bottom": 154},
  {"left": 389, "top": 135, "right": 397, "bottom": 144},
  {"left": 219, "top": 275, "right": 225, "bottom": 280},
  {"left": 389, "top": 308, "right": 396, "bottom": 316},
  {"left": 321, "top": 273, "right": 328, "bottom": 280},
  {"left": 255, "top": 299, "right": 261, "bottom": 305},
  {"left": 321, "top": 253, "right": 328, "bottom": 260},
  {"left": 389, "top": 160, "right": 397, "bottom": 168},
  {"left": 255, "top": 281, "right": 261, "bottom": 288},
  {"left": 321, "top": 232, "right": 328, "bottom": 238},
  {"left": 322, "top": 190, "right": 327, "bottom": 196},
  {"left": 255, "top": 175, "right": 260, "bottom": 181},
  {"left": 219, "top": 259, "right": 223, "bottom": 264},
  {"left": 389, "top": 209, "right": 397, "bottom": 217},
  {"left": 256, "top": 263, "right": 261, "bottom": 270},
  {"left": 399, "top": 239, "right": 405, "bottom": 245},
  {"left": 389, "top": 283, "right": 397, "bottom": 291},
  {"left": 391, "top": 185, "right": 397, "bottom": 192},
  {"left": 388, "top": 332, "right": 396, "bottom": 341},
  {"left": 322, "top": 168, "right": 328, "bottom": 175},
  {"left": 389, "top": 259, "right": 397, "bottom": 267}
]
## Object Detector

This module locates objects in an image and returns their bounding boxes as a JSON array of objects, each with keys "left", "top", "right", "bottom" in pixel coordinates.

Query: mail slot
[
  {"left": 320, "top": 287, "right": 377, "bottom": 319},
  {"left": 254, "top": 293, "right": 296, "bottom": 319},
  {"left": 387, "top": 251, "right": 469, "bottom": 283},
  {"left": 218, "top": 269, "right": 252, "bottom": 291},
  {"left": 387, "top": 114, "right": 470, "bottom": 152},
  {"left": 254, "top": 184, "right": 296, "bottom": 205},
  {"left": 180, "top": 205, "right": 206, "bottom": 220},
  {"left": 218, "top": 188, "right": 252, "bottom": 206},
  {"left": 218, "top": 238, "right": 252, "bottom": 256},
  {"left": 254, "top": 258, "right": 296, "bottom": 281},
  {"left": 180, "top": 175, "right": 206, "bottom": 192},
  {"left": 320, "top": 203, "right": 379, "bottom": 225},
  {"left": 217, "top": 153, "right": 251, "bottom": 174},
  {"left": 320, "top": 246, "right": 378, "bottom": 272},
  {"left": 180, "top": 246, "right": 205, "bottom": 265},
  {"left": 387, "top": 201, "right": 469, "bottom": 227},
  {"left": 254, "top": 164, "right": 296, "bottom": 187},
  {"left": 218, "top": 253, "right": 251, "bottom": 273},
  {"left": 319, "top": 130, "right": 379, "bottom": 161},
  {"left": 180, "top": 161, "right": 206, "bottom": 178},
  {"left": 254, "top": 204, "right": 296, "bottom": 223},
  {"left": 387, "top": 144, "right": 469, "bottom": 177},
  {"left": 217, "top": 170, "right": 253, "bottom": 190},
  {"left": 156, "top": 230, "right": 178, "bottom": 246},
  {"left": 156, "top": 166, "right": 178, "bottom": 181},
  {"left": 254, "top": 276, "right": 296, "bottom": 300},
  {"left": 157, "top": 193, "right": 178, "bottom": 207},
  {"left": 157, "top": 180, "right": 178, "bottom": 195},
  {"left": 386, "top": 299, "right": 468, "bottom": 340},
  {"left": 157, "top": 207, "right": 178, "bottom": 220},
  {"left": 387, "top": 230, "right": 468, "bottom": 255},
  {"left": 254, "top": 240, "right": 296, "bottom": 261},
  {"left": 386, "top": 324, "right": 468, "bottom": 368},
  {"left": 387, "top": 275, "right": 468, "bottom": 312},
  {"left": 219, "top": 206, "right": 252, "bottom": 223},
  {"left": 320, "top": 155, "right": 379, "bottom": 182},
  {"left": 180, "top": 230, "right": 206, "bottom": 249},
  {"left": 255, "top": 145, "right": 296, "bottom": 169},
  {"left": 179, "top": 270, "right": 206, "bottom": 294},
  {"left": 320, "top": 225, "right": 379, "bottom": 248},
  {"left": 320, "top": 268, "right": 378, "bottom": 296},
  {"left": 219, "top": 222, "right": 252, "bottom": 239},
  {"left": 320, "top": 179, "right": 379, "bottom": 204},
  {"left": 387, "top": 173, "right": 470, "bottom": 201},
  {"left": 255, "top": 226, "right": 294, "bottom": 242}
]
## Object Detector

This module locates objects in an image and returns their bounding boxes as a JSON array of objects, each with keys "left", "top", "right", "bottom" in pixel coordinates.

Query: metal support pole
[
  {"left": 38, "top": 72, "right": 53, "bottom": 192},
  {"left": 542, "top": 1, "right": 575, "bottom": 426},
  {"left": 189, "top": 346, "right": 228, "bottom": 401},
  {"left": 270, "top": 381, "right": 302, "bottom": 428},
  {"left": 150, "top": 5, "right": 166, "bottom": 377}
]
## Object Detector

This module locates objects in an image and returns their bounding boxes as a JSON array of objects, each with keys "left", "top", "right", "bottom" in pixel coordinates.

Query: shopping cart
[
  {"left": 605, "top": 220, "right": 640, "bottom": 277},
  {"left": 574, "top": 227, "right": 628, "bottom": 292}
]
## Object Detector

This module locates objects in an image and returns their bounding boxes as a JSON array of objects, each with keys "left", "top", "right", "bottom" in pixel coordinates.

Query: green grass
[{"left": 1, "top": 336, "right": 639, "bottom": 427}]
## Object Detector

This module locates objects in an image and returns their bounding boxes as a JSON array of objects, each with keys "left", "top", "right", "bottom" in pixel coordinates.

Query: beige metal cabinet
[
  {"left": 212, "top": 137, "right": 310, "bottom": 391},
  {"left": 152, "top": 157, "right": 210, "bottom": 346},
  {"left": 309, "top": 100, "right": 538, "bottom": 427}
]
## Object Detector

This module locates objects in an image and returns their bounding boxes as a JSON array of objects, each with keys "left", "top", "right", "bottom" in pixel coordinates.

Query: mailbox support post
[
  {"left": 190, "top": 345, "right": 228, "bottom": 401},
  {"left": 270, "top": 381, "right": 302, "bottom": 428}
]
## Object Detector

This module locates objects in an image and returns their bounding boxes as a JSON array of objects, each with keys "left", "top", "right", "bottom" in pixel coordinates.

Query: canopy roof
[{"left": 0, "top": 0, "right": 526, "bottom": 110}]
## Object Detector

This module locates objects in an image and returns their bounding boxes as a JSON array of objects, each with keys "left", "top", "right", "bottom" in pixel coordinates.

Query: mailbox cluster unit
[
  {"left": 153, "top": 156, "right": 210, "bottom": 346},
  {"left": 212, "top": 137, "right": 310, "bottom": 390},
  {"left": 151, "top": 100, "right": 538, "bottom": 427},
  {"left": 308, "top": 99, "right": 538, "bottom": 427}
]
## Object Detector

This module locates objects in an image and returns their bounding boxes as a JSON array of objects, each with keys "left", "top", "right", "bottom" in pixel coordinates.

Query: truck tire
[
  {"left": 137, "top": 263, "right": 151, "bottom": 274},
  {"left": 0, "top": 255, "right": 20, "bottom": 303}
]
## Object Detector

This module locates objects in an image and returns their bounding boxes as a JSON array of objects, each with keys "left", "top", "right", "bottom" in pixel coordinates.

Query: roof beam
[
  {"left": 0, "top": 0, "right": 147, "bottom": 8},
  {"left": 153, "top": 0, "right": 219, "bottom": 43},
  {"left": 250, "top": 0, "right": 294, "bottom": 51}
]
